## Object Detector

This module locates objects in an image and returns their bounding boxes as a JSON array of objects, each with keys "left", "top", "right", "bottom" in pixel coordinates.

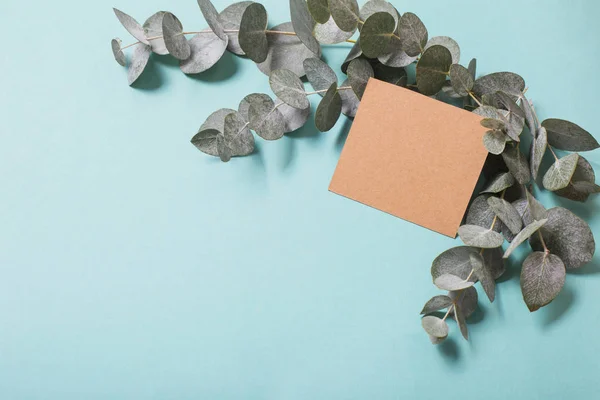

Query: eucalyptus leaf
[
  {"left": 434, "top": 273, "right": 475, "bottom": 291},
  {"left": 473, "top": 72, "right": 525, "bottom": 99},
  {"left": 191, "top": 128, "right": 220, "bottom": 156},
  {"left": 421, "top": 295, "right": 453, "bottom": 315},
  {"left": 421, "top": 316, "right": 449, "bottom": 339},
  {"left": 270, "top": 69, "right": 309, "bottom": 109},
  {"left": 481, "top": 172, "right": 515, "bottom": 194},
  {"left": 466, "top": 195, "right": 502, "bottom": 231},
  {"left": 192, "top": 108, "right": 254, "bottom": 157},
  {"left": 431, "top": 247, "right": 480, "bottom": 282},
  {"left": 483, "top": 129, "right": 508, "bottom": 155},
  {"left": 239, "top": 3, "right": 269, "bottom": 63},
  {"left": 398, "top": 12, "right": 428, "bottom": 57},
  {"left": 495, "top": 91, "right": 526, "bottom": 140},
  {"left": 359, "top": 12, "right": 396, "bottom": 58},
  {"left": 555, "top": 155, "right": 599, "bottom": 202},
  {"left": 468, "top": 58, "right": 476, "bottom": 79},
  {"left": 425, "top": 36, "right": 460, "bottom": 64},
  {"left": 314, "top": 15, "right": 355, "bottom": 44},
  {"left": 239, "top": 93, "right": 271, "bottom": 122},
  {"left": 316, "top": 83, "right": 342, "bottom": 131},
  {"left": 257, "top": 22, "right": 320, "bottom": 77},
  {"left": 454, "top": 301, "right": 469, "bottom": 340},
  {"left": 502, "top": 219, "right": 548, "bottom": 259},
  {"left": 373, "top": 64, "right": 407, "bottom": 86},
  {"left": 223, "top": 111, "right": 254, "bottom": 156},
  {"left": 342, "top": 40, "right": 363, "bottom": 72},
  {"left": 247, "top": 96, "right": 286, "bottom": 140},
  {"left": 304, "top": 57, "right": 338, "bottom": 96},
  {"left": 347, "top": 59, "right": 373, "bottom": 100},
  {"left": 530, "top": 126, "right": 548, "bottom": 179},
  {"left": 111, "top": 38, "right": 126, "bottom": 66},
  {"left": 487, "top": 196, "right": 523, "bottom": 235},
  {"left": 529, "top": 207, "right": 595, "bottom": 269},
  {"left": 307, "top": 0, "right": 331, "bottom": 24},
  {"left": 458, "top": 224, "right": 504, "bottom": 248},
  {"left": 197, "top": 0, "right": 227, "bottom": 40},
  {"left": 449, "top": 286, "right": 478, "bottom": 318},
  {"left": 543, "top": 153, "right": 579, "bottom": 191},
  {"left": 276, "top": 100, "right": 311, "bottom": 133},
  {"left": 143, "top": 12, "right": 169, "bottom": 55},
  {"left": 217, "top": 132, "right": 233, "bottom": 162},
  {"left": 360, "top": 0, "right": 399, "bottom": 28},
  {"left": 113, "top": 8, "right": 150, "bottom": 45},
  {"left": 542, "top": 119, "right": 599, "bottom": 151},
  {"left": 416, "top": 45, "right": 452, "bottom": 96},
  {"left": 513, "top": 189, "right": 548, "bottom": 226},
  {"left": 520, "top": 95, "right": 537, "bottom": 136},
  {"left": 180, "top": 31, "right": 228, "bottom": 74},
  {"left": 329, "top": 0, "right": 360, "bottom": 32},
  {"left": 521, "top": 252, "right": 566, "bottom": 312},
  {"left": 339, "top": 78, "right": 360, "bottom": 118},
  {"left": 501, "top": 145, "right": 531, "bottom": 185},
  {"left": 449, "top": 64, "right": 473, "bottom": 97},
  {"left": 482, "top": 248, "right": 506, "bottom": 280},
  {"left": 218, "top": 1, "right": 253, "bottom": 55},
  {"left": 481, "top": 118, "right": 505, "bottom": 130},
  {"left": 290, "top": 0, "right": 321, "bottom": 56},
  {"left": 162, "top": 13, "right": 191, "bottom": 60},
  {"left": 378, "top": 38, "right": 418, "bottom": 68},
  {"left": 127, "top": 44, "right": 152, "bottom": 86},
  {"left": 470, "top": 252, "right": 495, "bottom": 302}
]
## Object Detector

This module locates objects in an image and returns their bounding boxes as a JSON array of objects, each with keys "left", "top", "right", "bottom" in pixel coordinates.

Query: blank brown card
[{"left": 329, "top": 79, "right": 489, "bottom": 238}]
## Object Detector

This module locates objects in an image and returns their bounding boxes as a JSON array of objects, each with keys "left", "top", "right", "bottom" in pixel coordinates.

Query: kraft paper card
[{"left": 329, "top": 79, "right": 489, "bottom": 238}]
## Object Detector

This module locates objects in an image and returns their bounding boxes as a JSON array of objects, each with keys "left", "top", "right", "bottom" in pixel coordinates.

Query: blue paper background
[{"left": 1, "top": 0, "right": 600, "bottom": 398}]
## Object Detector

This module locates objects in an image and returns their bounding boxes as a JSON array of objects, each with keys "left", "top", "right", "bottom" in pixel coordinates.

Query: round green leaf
[
  {"left": 425, "top": 36, "right": 460, "bottom": 64},
  {"left": 347, "top": 58, "right": 374, "bottom": 100},
  {"left": 191, "top": 128, "right": 220, "bottom": 157},
  {"left": 247, "top": 96, "right": 286, "bottom": 140},
  {"left": 329, "top": 0, "right": 360, "bottom": 32},
  {"left": 162, "top": 13, "right": 191, "bottom": 60},
  {"left": 315, "top": 83, "right": 342, "bottom": 132},
  {"left": 378, "top": 37, "right": 417, "bottom": 68},
  {"left": 192, "top": 108, "right": 254, "bottom": 157},
  {"left": 529, "top": 207, "right": 595, "bottom": 269},
  {"left": 431, "top": 246, "right": 481, "bottom": 281},
  {"left": 239, "top": 3, "right": 269, "bottom": 63},
  {"left": 360, "top": 0, "right": 399, "bottom": 28},
  {"left": 304, "top": 57, "right": 338, "bottom": 96},
  {"left": 223, "top": 111, "right": 254, "bottom": 156},
  {"left": 416, "top": 45, "right": 452, "bottom": 96},
  {"left": 398, "top": 12, "right": 428, "bottom": 57},
  {"left": 290, "top": 0, "right": 321, "bottom": 56},
  {"left": 307, "top": 0, "right": 331, "bottom": 24},
  {"left": 434, "top": 273, "right": 475, "bottom": 291},
  {"left": 257, "top": 22, "right": 320, "bottom": 78},
  {"left": 421, "top": 315, "right": 449, "bottom": 339},
  {"left": 127, "top": 44, "right": 152, "bottom": 86},
  {"left": 180, "top": 31, "right": 228, "bottom": 74},
  {"left": 113, "top": 8, "right": 149, "bottom": 45},
  {"left": 269, "top": 69, "right": 309, "bottom": 109},
  {"left": 481, "top": 172, "right": 515, "bottom": 194},
  {"left": 218, "top": 1, "right": 253, "bottom": 55},
  {"left": 483, "top": 130, "right": 508, "bottom": 155},
  {"left": 543, "top": 153, "right": 579, "bottom": 191},
  {"left": 359, "top": 12, "right": 396, "bottom": 58},
  {"left": 473, "top": 72, "right": 525, "bottom": 99},
  {"left": 111, "top": 38, "right": 126, "bottom": 66},
  {"left": 555, "top": 155, "right": 598, "bottom": 202},
  {"left": 143, "top": 12, "right": 169, "bottom": 55},
  {"left": 421, "top": 295, "right": 453, "bottom": 315},
  {"left": 314, "top": 15, "right": 355, "bottom": 44},
  {"left": 458, "top": 224, "right": 504, "bottom": 248},
  {"left": 197, "top": 0, "right": 227, "bottom": 40},
  {"left": 449, "top": 64, "right": 473, "bottom": 97},
  {"left": 521, "top": 252, "right": 566, "bottom": 312},
  {"left": 541, "top": 119, "right": 599, "bottom": 152}
]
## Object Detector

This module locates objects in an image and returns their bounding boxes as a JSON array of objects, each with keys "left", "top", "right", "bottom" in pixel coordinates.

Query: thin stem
[
  {"left": 468, "top": 91, "right": 483, "bottom": 107},
  {"left": 548, "top": 145, "right": 559, "bottom": 161},
  {"left": 538, "top": 230, "right": 549, "bottom": 254},
  {"left": 265, "top": 30, "right": 296, "bottom": 36},
  {"left": 121, "top": 41, "right": 141, "bottom": 50}
]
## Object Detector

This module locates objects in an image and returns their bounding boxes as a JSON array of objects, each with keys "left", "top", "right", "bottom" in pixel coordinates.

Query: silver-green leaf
[
  {"left": 180, "top": 31, "right": 228, "bottom": 74},
  {"left": 378, "top": 38, "right": 417, "bottom": 68},
  {"left": 542, "top": 119, "right": 599, "bottom": 152},
  {"left": 487, "top": 196, "right": 523, "bottom": 235},
  {"left": 304, "top": 57, "right": 338, "bottom": 96},
  {"left": 454, "top": 301, "right": 469, "bottom": 340},
  {"left": 472, "top": 72, "right": 525, "bottom": 99},
  {"left": 329, "top": 0, "right": 360, "bottom": 32},
  {"left": 458, "top": 224, "right": 504, "bottom": 248},
  {"left": 483, "top": 129, "right": 508, "bottom": 155},
  {"left": 290, "top": 0, "right": 321, "bottom": 56},
  {"left": 470, "top": 252, "right": 495, "bottom": 302},
  {"left": 315, "top": 83, "right": 342, "bottom": 132},
  {"left": 216, "top": 132, "right": 233, "bottom": 162},
  {"left": 197, "top": 0, "right": 227, "bottom": 40},
  {"left": 113, "top": 8, "right": 149, "bottom": 45},
  {"left": 543, "top": 153, "right": 579, "bottom": 191},
  {"left": 339, "top": 78, "right": 360, "bottom": 118},
  {"left": 530, "top": 126, "right": 548, "bottom": 179},
  {"left": 503, "top": 219, "right": 548, "bottom": 259},
  {"left": 248, "top": 96, "right": 286, "bottom": 140},
  {"left": 425, "top": 36, "right": 460, "bottom": 64},
  {"left": 398, "top": 12, "right": 427, "bottom": 57},
  {"left": 434, "top": 273, "right": 475, "bottom": 291},
  {"left": 359, "top": 0, "right": 399, "bottom": 28},
  {"left": 191, "top": 128, "right": 220, "bottom": 156},
  {"left": 521, "top": 252, "right": 566, "bottom": 312},
  {"left": 450, "top": 286, "right": 478, "bottom": 318},
  {"left": 239, "top": 3, "right": 269, "bottom": 63},
  {"left": 347, "top": 59, "right": 373, "bottom": 100},
  {"left": 502, "top": 145, "right": 531, "bottom": 185},
  {"left": 162, "top": 13, "right": 191, "bottom": 60},
  {"left": 416, "top": 45, "right": 452, "bottom": 96},
  {"left": 143, "top": 12, "right": 169, "bottom": 55},
  {"left": 421, "top": 295, "right": 453, "bottom": 315},
  {"left": 270, "top": 69, "right": 309, "bottom": 109},
  {"left": 555, "top": 155, "right": 600, "bottom": 202},
  {"left": 359, "top": 12, "right": 396, "bottom": 58},
  {"left": 421, "top": 315, "right": 449, "bottom": 339},
  {"left": 127, "top": 44, "right": 152, "bottom": 86},
  {"left": 449, "top": 64, "right": 473, "bottom": 97},
  {"left": 223, "top": 111, "right": 254, "bottom": 156},
  {"left": 431, "top": 246, "right": 480, "bottom": 281},
  {"left": 314, "top": 15, "right": 355, "bottom": 44},
  {"left": 111, "top": 38, "right": 126, "bottom": 66},
  {"left": 529, "top": 207, "right": 595, "bottom": 269},
  {"left": 481, "top": 172, "right": 515, "bottom": 194},
  {"left": 218, "top": 1, "right": 253, "bottom": 55},
  {"left": 307, "top": 0, "right": 331, "bottom": 24}
]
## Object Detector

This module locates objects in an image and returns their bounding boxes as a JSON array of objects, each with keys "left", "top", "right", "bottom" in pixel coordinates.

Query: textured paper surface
[{"left": 329, "top": 79, "right": 489, "bottom": 237}]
